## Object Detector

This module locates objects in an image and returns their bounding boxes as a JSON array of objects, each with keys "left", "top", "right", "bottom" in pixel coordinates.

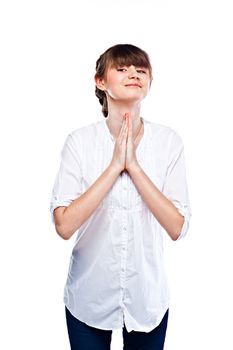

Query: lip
[{"left": 125, "top": 84, "right": 142, "bottom": 88}]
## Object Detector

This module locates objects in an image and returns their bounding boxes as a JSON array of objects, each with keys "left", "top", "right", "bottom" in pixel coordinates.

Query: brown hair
[{"left": 95, "top": 44, "right": 153, "bottom": 118}]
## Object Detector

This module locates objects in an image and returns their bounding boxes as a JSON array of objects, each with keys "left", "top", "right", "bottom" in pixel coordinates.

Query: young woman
[{"left": 50, "top": 44, "right": 191, "bottom": 350}]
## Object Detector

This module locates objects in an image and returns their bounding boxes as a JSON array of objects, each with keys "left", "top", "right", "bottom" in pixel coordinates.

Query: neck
[{"left": 105, "top": 101, "right": 143, "bottom": 140}]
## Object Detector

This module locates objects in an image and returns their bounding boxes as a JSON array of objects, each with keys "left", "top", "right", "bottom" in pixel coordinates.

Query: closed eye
[
  {"left": 116, "top": 67, "right": 148, "bottom": 74},
  {"left": 116, "top": 68, "right": 127, "bottom": 72},
  {"left": 137, "top": 69, "right": 146, "bottom": 74}
]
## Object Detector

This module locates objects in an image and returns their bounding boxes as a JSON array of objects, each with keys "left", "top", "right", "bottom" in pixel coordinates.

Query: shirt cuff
[
  {"left": 176, "top": 205, "right": 192, "bottom": 240},
  {"left": 50, "top": 196, "right": 72, "bottom": 224}
]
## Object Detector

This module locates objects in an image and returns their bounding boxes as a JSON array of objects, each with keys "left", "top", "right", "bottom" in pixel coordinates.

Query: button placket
[{"left": 120, "top": 172, "right": 128, "bottom": 293}]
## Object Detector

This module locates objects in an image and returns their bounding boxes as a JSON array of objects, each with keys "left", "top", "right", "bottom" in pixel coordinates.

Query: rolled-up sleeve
[
  {"left": 162, "top": 131, "right": 192, "bottom": 240},
  {"left": 50, "top": 133, "right": 83, "bottom": 224}
]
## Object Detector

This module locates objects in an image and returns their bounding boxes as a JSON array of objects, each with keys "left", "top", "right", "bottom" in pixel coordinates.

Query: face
[{"left": 96, "top": 64, "right": 152, "bottom": 103}]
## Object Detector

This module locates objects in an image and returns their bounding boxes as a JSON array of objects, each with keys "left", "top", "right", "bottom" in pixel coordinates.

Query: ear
[{"left": 94, "top": 75, "right": 106, "bottom": 91}]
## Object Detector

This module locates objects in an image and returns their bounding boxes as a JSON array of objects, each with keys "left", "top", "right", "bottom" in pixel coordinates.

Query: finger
[
  {"left": 118, "top": 119, "right": 128, "bottom": 144},
  {"left": 117, "top": 118, "right": 127, "bottom": 139},
  {"left": 127, "top": 116, "right": 132, "bottom": 140},
  {"left": 124, "top": 121, "right": 129, "bottom": 143},
  {"left": 119, "top": 118, "right": 128, "bottom": 137}
]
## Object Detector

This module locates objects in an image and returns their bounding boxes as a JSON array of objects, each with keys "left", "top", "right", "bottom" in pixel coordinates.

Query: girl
[{"left": 50, "top": 43, "right": 191, "bottom": 350}]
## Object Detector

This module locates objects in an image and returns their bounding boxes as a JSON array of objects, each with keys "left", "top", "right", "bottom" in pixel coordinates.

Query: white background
[{"left": 1, "top": 0, "right": 233, "bottom": 349}]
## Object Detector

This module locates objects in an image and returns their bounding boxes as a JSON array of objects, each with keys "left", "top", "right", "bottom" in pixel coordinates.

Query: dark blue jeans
[{"left": 65, "top": 306, "right": 169, "bottom": 350}]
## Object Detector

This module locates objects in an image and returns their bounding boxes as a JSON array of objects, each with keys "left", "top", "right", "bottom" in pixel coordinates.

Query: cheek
[
  {"left": 107, "top": 77, "right": 116, "bottom": 86},
  {"left": 107, "top": 73, "right": 120, "bottom": 85},
  {"left": 144, "top": 79, "right": 151, "bottom": 90}
]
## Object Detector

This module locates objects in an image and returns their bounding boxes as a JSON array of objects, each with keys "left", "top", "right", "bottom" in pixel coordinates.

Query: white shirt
[{"left": 50, "top": 117, "right": 191, "bottom": 333}]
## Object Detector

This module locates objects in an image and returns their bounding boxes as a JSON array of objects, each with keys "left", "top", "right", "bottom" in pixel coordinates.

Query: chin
[{"left": 118, "top": 93, "right": 145, "bottom": 102}]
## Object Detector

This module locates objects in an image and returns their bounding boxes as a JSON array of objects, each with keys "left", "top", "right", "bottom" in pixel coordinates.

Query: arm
[
  {"left": 127, "top": 128, "right": 191, "bottom": 241},
  {"left": 54, "top": 164, "right": 120, "bottom": 240},
  {"left": 51, "top": 120, "right": 127, "bottom": 241},
  {"left": 127, "top": 164, "right": 184, "bottom": 241},
  {"left": 124, "top": 113, "right": 191, "bottom": 240}
]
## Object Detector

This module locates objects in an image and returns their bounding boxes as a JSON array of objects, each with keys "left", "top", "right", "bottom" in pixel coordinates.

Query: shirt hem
[{"left": 64, "top": 300, "right": 170, "bottom": 333}]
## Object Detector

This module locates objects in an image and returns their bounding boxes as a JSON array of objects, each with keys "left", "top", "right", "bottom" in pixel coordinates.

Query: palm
[{"left": 125, "top": 114, "right": 139, "bottom": 171}]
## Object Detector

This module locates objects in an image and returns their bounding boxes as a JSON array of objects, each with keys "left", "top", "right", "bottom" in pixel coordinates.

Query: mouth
[{"left": 125, "top": 84, "right": 142, "bottom": 88}]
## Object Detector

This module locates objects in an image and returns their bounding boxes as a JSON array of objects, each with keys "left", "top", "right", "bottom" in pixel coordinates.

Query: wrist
[
  {"left": 127, "top": 161, "right": 142, "bottom": 175},
  {"left": 109, "top": 163, "right": 123, "bottom": 176}
]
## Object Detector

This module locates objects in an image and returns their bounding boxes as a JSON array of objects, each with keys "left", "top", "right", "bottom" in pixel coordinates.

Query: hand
[
  {"left": 110, "top": 114, "right": 128, "bottom": 173},
  {"left": 125, "top": 113, "right": 140, "bottom": 172},
  {"left": 110, "top": 113, "right": 140, "bottom": 174}
]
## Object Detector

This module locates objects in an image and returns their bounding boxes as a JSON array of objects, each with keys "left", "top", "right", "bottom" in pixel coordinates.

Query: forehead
[
  {"left": 109, "top": 60, "right": 148, "bottom": 69},
  {"left": 107, "top": 53, "right": 150, "bottom": 68},
  {"left": 107, "top": 64, "right": 149, "bottom": 71},
  {"left": 109, "top": 64, "right": 149, "bottom": 69},
  {"left": 103, "top": 54, "right": 152, "bottom": 79}
]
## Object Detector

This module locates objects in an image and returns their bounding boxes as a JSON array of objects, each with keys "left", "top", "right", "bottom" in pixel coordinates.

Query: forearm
[
  {"left": 128, "top": 163, "right": 184, "bottom": 241},
  {"left": 55, "top": 164, "right": 121, "bottom": 239}
]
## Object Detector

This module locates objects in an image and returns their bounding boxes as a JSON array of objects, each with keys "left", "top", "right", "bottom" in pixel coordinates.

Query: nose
[{"left": 128, "top": 66, "right": 140, "bottom": 79}]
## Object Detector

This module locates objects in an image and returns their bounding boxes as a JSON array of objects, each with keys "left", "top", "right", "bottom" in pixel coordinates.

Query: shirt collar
[{"left": 102, "top": 116, "right": 151, "bottom": 143}]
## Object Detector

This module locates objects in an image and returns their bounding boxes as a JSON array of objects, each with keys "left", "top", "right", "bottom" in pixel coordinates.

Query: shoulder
[
  {"left": 145, "top": 119, "right": 183, "bottom": 146},
  {"left": 61, "top": 120, "right": 103, "bottom": 157},
  {"left": 69, "top": 120, "right": 103, "bottom": 141}
]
